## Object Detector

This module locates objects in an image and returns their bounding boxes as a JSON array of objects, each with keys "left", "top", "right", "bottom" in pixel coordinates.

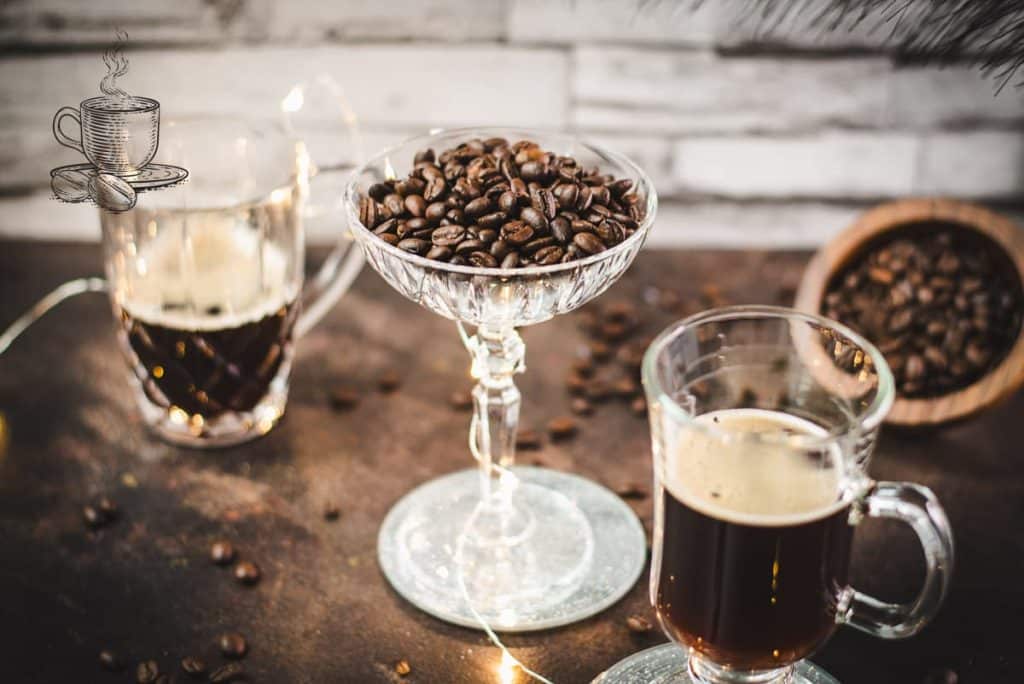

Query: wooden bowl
[{"left": 795, "top": 198, "right": 1024, "bottom": 426}]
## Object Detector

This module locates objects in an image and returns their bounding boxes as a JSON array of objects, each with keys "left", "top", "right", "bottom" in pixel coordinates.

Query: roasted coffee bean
[
  {"left": 534, "top": 245, "right": 565, "bottom": 265},
  {"left": 395, "top": 177, "right": 426, "bottom": 197},
  {"left": 424, "top": 201, "right": 448, "bottom": 224},
  {"left": 477, "top": 228, "right": 498, "bottom": 243},
  {"left": 531, "top": 186, "right": 558, "bottom": 220},
  {"left": 368, "top": 182, "right": 392, "bottom": 202},
  {"left": 469, "top": 251, "right": 499, "bottom": 268},
  {"left": 404, "top": 195, "right": 426, "bottom": 218},
  {"left": 516, "top": 429, "right": 542, "bottom": 450},
  {"left": 519, "top": 160, "right": 545, "bottom": 182},
  {"left": 626, "top": 615, "right": 653, "bottom": 633},
  {"left": 414, "top": 148, "right": 435, "bottom": 164},
  {"left": 477, "top": 211, "right": 507, "bottom": 230},
  {"left": 137, "top": 660, "right": 160, "bottom": 684},
  {"left": 218, "top": 632, "right": 248, "bottom": 659},
  {"left": 431, "top": 224, "right": 466, "bottom": 246},
  {"left": 630, "top": 396, "right": 647, "bottom": 416},
  {"left": 329, "top": 386, "right": 360, "bottom": 410},
  {"left": 83, "top": 504, "right": 105, "bottom": 529},
  {"left": 609, "top": 178, "right": 633, "bottom": 197},
  {"left": 556, "top": 183, "right": 579, "bottom": 209},
  {"left": 209, "top": 663, "right": 246, "bottom": 683},
  {"left": 614, "top": 376, "right": 639, "bottom": 398},
  {"left": 490, "top": 240, "right": 510, "bottom": 260},
  {"left": 373, "top": 218, "right": 398, "bottom": 236},
  {"left": 547, "top": 416, "right": 578, "bottom": 440},
  {"left": 589, "top": 341, "right": 612, "bottom": 362},
  {"left": 570, "top": 397, "right": 594, "bottom": 416},
  {"left": 523, "top": 237, "right": 556, "bottom": 254},
  {"left": 397, "top": 238, "right": 429, "bottom": 255},
  {"left": 383, "top": 194, "right": 405, "bottom": 218},
  {"left": 520, "top": 207, "right": 549, "bottom": 233},
  {"left": 377, "top": 369, "right": 402, "bottom": 393},
  {"left": 454, "top": 239, "right": 486, "bottom": 255},
  {"left": 550, "top": 217, "right": 572, "bottom": 243},
  {"left": 449, "top": 389, "right": 474, "bottom": 410},
  {"left": 100, "top": 649, "right": 124, "bottom": 672},
  {"left": 180, "top": 656, "right": 206, "bottom": 678},
  {"left": 585, "top": 378, "right": 615, "bottom": 402},
  {"left": 358, "top": 197, "right": 380, "bottom": 228},
  {"left": 426, "top": 245, "right": 453, "bottom": 261},
  {"left": 571, "top": 219, "right": 596, "bottom": 234},
  {"left": 233, "top": 561, "right": 261, "bottom": 585},
  {"left": 424, "top": 177, "right": 447, "bottom": 202},
  {"left": 395, "top": 660, "right": 412, "bottom": 677},
  {"left": 210, "top": 540, "right": 236, "bottom": 565},
  {"left": 501, "top": 221, "right": 535, "bottom": 246},
  {"left": 574, "top": 232, "right": 607, "bottom": 255},
  {"left": 596, "top": 219, "right": 625, "bottom": 245},
  {"left": 500, "top": 252, "right": 520, "bottom": 269},
  {"left": 464, "top": 197, "right": 493, "bottom": 219}
]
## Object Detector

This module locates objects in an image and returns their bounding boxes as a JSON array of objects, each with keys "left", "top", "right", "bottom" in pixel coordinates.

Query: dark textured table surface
[{"left": 0, "top": 241, "right": 1019, "bottom": 684}]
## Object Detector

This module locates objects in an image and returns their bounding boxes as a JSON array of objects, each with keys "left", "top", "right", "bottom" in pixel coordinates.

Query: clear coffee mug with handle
[
  {"left": 3, "top": 115, "right": 364, "bottom": 447},
  {"left": 598, "top": 305, "right": 954, "bottom": 684}
]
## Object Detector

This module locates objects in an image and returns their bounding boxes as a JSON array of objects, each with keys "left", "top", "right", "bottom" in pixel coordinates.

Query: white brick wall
[{"left": 1, "top": 0, "right": 1022, "bottom": 247}]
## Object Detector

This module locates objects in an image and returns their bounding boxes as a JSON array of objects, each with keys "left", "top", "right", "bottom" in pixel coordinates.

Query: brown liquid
[
  {"left": 120, "top": 300, "right": 298, "bottom": 419},
  {"left": 654, "top": 409, "right": 853, "bottom": 670}
]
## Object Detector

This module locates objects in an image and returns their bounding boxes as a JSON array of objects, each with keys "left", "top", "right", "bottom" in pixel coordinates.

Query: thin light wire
[{"left": 0, "top": 277, "right": 107, "bottom": 357}]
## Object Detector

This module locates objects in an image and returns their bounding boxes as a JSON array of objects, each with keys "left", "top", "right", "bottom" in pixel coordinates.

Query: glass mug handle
[
  {"left": 53, "top": 106, "right": 84, "bottom": 154},
  {"left": 295, "top": 228, "right": 365, "bottom": 339},
  {"left": 838, "top": 480, "right": 955, "bottom": 639}
]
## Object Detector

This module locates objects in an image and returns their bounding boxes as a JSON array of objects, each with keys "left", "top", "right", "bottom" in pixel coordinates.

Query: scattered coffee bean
[
  {"left": 395, "top": 660, "right": 411, "bottom": 676},
  {"left": 208, "top": 663, "right": 245, "bottom": 683},
  {"left": 210, "top": 541, "right": 236, "bottom": 566},
  {"left": 137, "top": 660, "right": 160, "bottom": 684},
  {"left": 328, "top": 385, "right": 361, "bottom": 411},
  {"left": 99, "top": 649, "right": 124, "bottom": 672},
  {"left": 547, "top": 416, "right": 578, "bottom": 440},
  {"left": 154, "top": 675, "right": 172, "bottom": 684},
  {"left": 570, "top": 397, "right": 594, "bottom": 416},
  {"left": 516, "top": 429, "right": 543, "bottom": 450},
  {"left": 630, "top": 396, "right": 647, "bottom": 417},
  {"left": 377, "top": 369, "right": 402, "bottom": 393},
  {"left": 585, "top": 378, "right": 615, "bottom": 402},
  {"left": 616, "top": 482, "right": 648, "bottom": 500},
  {"left": 359, "top": 138, "right": 645, "bottom": 268},
  {"left": 923, "top": 668, "right": 959, "bottom": 684},
  {"left": 233, "top": 561, "right": 261, "bottom": 586},
  {"left": 589, "top": 341, "right": 612, "bottom": 362},
  {"left": 83, "top": 505, "right": 105, "bottom": 529},
  {"left": 97, "top": 497, "right": 118, "bottom": 519},
  {"left": 613, "top": 376, "right": 639, "bottom": 398},
  {"left": 626, "top": 615, "right": 653, "bottom": 633},
  {"left": 324, "top": 502, "right": 341, "bottom": 521},
  {"left": 181, "top": 656, "right": 206, "bottom": 678},
  {"left": 217, "top": 632, "right": 248, "bottom": 659},
  {"left": 449, "top": 389, "right": 474, "bottom": 410},
  {"left": 824, "top": 224, "right": 1022, "bottom": 397}
]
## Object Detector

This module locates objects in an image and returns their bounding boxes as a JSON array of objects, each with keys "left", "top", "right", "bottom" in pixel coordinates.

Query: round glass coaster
[
  {"left": 377, "top": 466, "right": 647, "bottom": 632},
  {"left": 593, "top": 643, "right": 840, "bottom": 684}
]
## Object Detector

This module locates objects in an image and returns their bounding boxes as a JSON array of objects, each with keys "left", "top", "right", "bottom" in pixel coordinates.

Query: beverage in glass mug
[{"left": 654, "top": 408, "right": 854, "bottom": 670}]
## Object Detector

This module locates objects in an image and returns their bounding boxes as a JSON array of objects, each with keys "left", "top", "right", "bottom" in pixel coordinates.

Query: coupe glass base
[
  {"left": 593, "top": 644, "right": 839, "bottom": 684},
  {"left": 378, "top": 466, "right": 646, "bottom": 632}
]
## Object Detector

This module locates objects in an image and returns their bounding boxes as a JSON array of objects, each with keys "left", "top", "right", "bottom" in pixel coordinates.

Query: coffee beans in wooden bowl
[
  {"left": 357, "top": 137, "right": 646, "bottom": 268},
  {"left": 797, "top": 198, "right": 1024, "bottom": 426},
  {"left": 823, "top": 223, "right": 1022, "bottom": 398}
]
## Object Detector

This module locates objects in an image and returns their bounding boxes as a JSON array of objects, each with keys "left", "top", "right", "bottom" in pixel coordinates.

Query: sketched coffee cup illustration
[{"left": 53, "top": 95, "right": 160, "bottom": 176}]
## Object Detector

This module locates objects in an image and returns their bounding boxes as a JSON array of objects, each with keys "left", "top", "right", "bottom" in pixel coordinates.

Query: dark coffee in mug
[
  {"left": 115, "top": 229, "right": 299, "bottom": 421},
  {"left": 654, "top": 409, "right": 853, "bottom": 670}
]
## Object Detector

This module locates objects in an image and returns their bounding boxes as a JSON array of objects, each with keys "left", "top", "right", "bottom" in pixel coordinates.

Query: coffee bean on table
[
  {"left": 377, "top": 369, "right": 402, "bottom": 393},
  {"left": 209, "top": 663, "right": 246, "bottom": 683},
  {"left": 395, "top": 660, "right": 412, "bottom": 676},
  {"left": 97, "top": 497, "right": 118, "bottom": 519},
  {"left": 154, "top": 675, "right": 171, "bottom": 684},
  {"left": 210, "top": 540, "right": 236, "bottom": 566},
  {"left": 547, "top": 416, "right": 578, "bottom": 440},
  {"left": 324, "top": 502, "right": 341, "bottom": 521},
  {"left": 630, "top": 396, "right": 647, "bottom": 417},
  {"left": 589, "top": 341, "right": 612, "bottom": 362},
  {"left": 516, "top": 429, "right": 542, "bottom": 450},
  {"left": 626, "top": 615, "right": 653, "bottom": 633},
  {"left": 218, "top": 632, "right": 248, "bottom": 659},
  {"left": 449, "top": 389, "right": 474, "bottom": 410},
  {"left": 99, "top": 649, "right": 124, "bottom": 672},
  {"left": 137, "top": 660, "right": 160, "bottom": 684},
  {"left": 570, "top": 397, "right": 594, "bottom": 416},
  {"left": 233, "top": 561, "right": 261, "bottom": 585},
  {"left": 329, "top": 386, "right": 360, "bottom": 411},
  {"left": 180, "top": 656, "right": 206, "bottom": 678},
  {"left": 83, "top": 505, "right": 105, "bottom": 529}
]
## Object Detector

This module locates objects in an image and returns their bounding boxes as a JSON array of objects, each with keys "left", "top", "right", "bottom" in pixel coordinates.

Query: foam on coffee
[
  {"left": 122, "top": 227, "right": 297, "bottom": 331},
  {"left": 663, "top": 408, "right": 845, "bottom": 527}
]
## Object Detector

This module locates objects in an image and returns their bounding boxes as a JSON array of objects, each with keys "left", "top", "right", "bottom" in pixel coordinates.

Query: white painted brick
[
  {"left": 0, "top": 0, "right": 252, "bottom": 45},
  {"left": 267, "top": 0, "right": 505, "bottom": 41},
  {"left": 672, "top": 133, "right": 920, "bottom": 199},
  {"left": 573, "top": 49, "right": 891, "bottom": 134},
  {"left": 509, "top": 0, "right": 897, "bottom": 48},
  {"left": 508, "top": 0, "right": 716, "bottom": 46},
  {"left": 916, "top": 132, "right": 1024, "bottom": 199},
  {"left": 576, "top": 133, "right": 677, "bottom": 197},
  {"left": 0, "top": 194, "right": 100, "bottom": 241},
  {"left": 887, "top": 66, "right": 1024, "bottom": 128}
]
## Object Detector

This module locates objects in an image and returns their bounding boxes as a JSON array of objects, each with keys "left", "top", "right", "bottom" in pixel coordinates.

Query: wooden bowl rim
[{"left": 795, "top": 197, "right": 1024, "bottom": 426}]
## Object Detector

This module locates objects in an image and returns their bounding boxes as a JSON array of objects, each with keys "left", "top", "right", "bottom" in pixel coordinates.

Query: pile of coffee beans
[
  {"left": 358, "top": 137, "right": 646, "bottom": 267},
  {"left": 823, "top": 223, "right": 1023, "bottom": 397}
]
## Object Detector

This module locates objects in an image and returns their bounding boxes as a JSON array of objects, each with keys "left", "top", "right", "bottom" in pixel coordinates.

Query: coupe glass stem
[{"left": 466, "top": 324, "right": 525, "bottom": 502}]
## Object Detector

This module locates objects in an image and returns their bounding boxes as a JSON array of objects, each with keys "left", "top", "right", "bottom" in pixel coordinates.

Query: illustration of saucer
[{"left": 51, "top": 163, "right": 188, "bottom": 191}]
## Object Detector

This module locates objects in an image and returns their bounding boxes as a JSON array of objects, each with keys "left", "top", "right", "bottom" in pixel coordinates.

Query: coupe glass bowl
[{"left": 345, "top": 127, "right": 657, "bottom": 631}]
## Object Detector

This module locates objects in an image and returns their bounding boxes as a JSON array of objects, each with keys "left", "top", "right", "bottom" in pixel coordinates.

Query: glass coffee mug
[
  {"left": 2, "top": 117, "right": 364, "bottom": 447},
  {"left": 599, "top": 306, "right": 954, "bottom": 684}
]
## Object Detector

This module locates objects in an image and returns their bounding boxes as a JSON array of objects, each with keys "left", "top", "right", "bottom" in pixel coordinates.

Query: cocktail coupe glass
[
  {"left": 345, "top": 128, "right": 656, "bottom": 631},
  {"left": 596, "top": 306, "right": 954, "bottom": 683}
]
